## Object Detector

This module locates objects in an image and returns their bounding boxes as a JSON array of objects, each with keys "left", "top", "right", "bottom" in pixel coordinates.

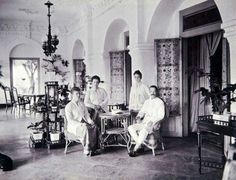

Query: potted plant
[
  {"left": 27, "top": 121, "right": 44, "bottom": 141},
  {"left": 195, "top": 76, "right": 236, "bottom": 123}
]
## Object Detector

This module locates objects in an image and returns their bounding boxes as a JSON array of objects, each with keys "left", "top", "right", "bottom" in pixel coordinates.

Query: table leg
[
  {"left": 198, "top": 130, "right": 202, "bottom": 174},
  {"left": 221, "top": 134, "right": 226, "bottom": 163},
  {"left": 100, "top": 118, "right": 105, "bottom": 149}
]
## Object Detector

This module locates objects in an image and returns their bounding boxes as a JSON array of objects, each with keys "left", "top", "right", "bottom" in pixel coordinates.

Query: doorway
[
  {"left": 186, "top": 33, "right": 223, "bottom": 134},
  {"left": 10, "top": 58, "right": 40, "bottom": 95}
]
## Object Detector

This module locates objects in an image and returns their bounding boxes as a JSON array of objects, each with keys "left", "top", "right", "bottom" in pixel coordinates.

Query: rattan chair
[
  {"left": 63, "top": 116, "right": 81, "bottom": 154},
  {"left": 127, "top": 121, "right": 165, "bottom": 156},
  {"left": 127, "top": 101, "right": 168, "bottom": 156}
]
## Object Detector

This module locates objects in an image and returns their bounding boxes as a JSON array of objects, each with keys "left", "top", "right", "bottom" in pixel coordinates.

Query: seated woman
[
  {"left": 65, "top": 87, "right": 99, "bottom": 156},
  {"left": 84, "top": 75, "right": 109, "bottom": 128}
]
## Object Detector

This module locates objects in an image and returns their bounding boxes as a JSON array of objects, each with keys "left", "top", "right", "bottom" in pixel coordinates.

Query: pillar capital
[
  {"left": 222, "top": 19, "right": 236, "bottom": 40},
  {"left": 129, "top": 43, "right": 154, "bottom": 52}
]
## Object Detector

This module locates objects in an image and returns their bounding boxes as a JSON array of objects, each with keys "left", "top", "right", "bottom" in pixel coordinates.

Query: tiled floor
[{"left": 0, "top": 110, "right": 223, "bottom": 180}]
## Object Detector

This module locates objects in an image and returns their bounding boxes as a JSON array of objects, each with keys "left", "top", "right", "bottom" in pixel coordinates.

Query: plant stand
[{"left": 28, "top": 81, "right": 65, "bottom": 149}]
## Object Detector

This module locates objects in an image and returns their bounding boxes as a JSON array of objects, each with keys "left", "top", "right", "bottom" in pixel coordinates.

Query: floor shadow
[{"left": 13, "top": 157, "right": 32, "bottom": 170}]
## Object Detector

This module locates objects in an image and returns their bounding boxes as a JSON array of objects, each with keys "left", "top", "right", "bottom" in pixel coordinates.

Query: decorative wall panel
[
  {"left": 110, "top": 51, "right": 125, "bottom": 104},
  {"left": 155, "top": 39, "right": 180, "bottom": 115},
  {"left": 73, "top": 59, "right": 86, "bottom": 91}
]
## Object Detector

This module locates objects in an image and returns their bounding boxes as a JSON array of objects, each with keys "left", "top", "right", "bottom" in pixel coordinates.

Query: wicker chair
[
  {"left": 127, "top": 101, "right": 168, "bottom": 156},
  {"left": 127, "top": 121, "right": 165, "bottom": 156},
  {"left": 63, "top": 116, "right": 81, "bottom": 154}
]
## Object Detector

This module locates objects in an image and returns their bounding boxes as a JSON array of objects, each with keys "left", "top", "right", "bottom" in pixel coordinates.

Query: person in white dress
[
  {"left": 128, "top": 85, "right": 165, "bottom": 157},
  {"left": 65, "top": 87, "right": 99, "bottom": 156},
  {"left": 129, "top": 70, "right": 150, "bottom": 121}
]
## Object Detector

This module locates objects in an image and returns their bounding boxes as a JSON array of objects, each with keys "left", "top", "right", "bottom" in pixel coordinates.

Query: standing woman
[{"left": 129, "top": 70, "right": 150, "bottom": 121}]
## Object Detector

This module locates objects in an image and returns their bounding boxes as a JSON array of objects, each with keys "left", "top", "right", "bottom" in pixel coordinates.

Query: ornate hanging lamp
[{"left": 42, "top": 1, "right": 59, "bottom": 56}]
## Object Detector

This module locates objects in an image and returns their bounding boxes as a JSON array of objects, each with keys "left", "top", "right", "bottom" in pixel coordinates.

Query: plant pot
[
  {"left": 50, "top": 132, "right": 60, "bottom": 141},
  {"left": 31, "top": 131, "right": 43, "bottom": 140},
  {"left": 213, "top": 113, "right": 230, "bottom": 126}
]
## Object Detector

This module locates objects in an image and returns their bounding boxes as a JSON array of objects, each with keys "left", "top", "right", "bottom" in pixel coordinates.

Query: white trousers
[{"left": 128, "top": 123, "right": 149, "bottom": 145}]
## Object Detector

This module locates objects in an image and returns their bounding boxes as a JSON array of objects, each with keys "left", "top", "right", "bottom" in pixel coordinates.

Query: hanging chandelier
[{"left": 42, "top": 1, "right": 59, "bottom": 57}]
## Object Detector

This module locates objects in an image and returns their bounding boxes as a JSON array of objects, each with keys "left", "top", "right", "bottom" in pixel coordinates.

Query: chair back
[
  {"left": 12, "top": 87, "right": 19, "bottom": 103},
  {"left": 4, "top": 86, "right": 14, "bottom": 105}
]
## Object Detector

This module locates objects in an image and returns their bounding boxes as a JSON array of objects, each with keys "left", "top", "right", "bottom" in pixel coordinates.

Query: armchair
[
  {"left": 127, "top": 101, "right": 168, "bottom": 156},
  {"left": 127, "top": 120, "right": 164, "bottom": 156}
]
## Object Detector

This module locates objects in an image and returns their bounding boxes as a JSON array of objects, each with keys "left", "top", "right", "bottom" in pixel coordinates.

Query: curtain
[
  {"left": 190, "top": 31, "right": 223, "bottom": 132},
  {"left": 206, "top": 31, "right": 223, "bottom": 57}
]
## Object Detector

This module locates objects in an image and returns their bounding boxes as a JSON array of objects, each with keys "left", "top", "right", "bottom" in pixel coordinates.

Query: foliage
[
  {"left": 193, "top": 68, "right": 236, "bottom": 114},
  {"left": 42, "top": 54, "right": 69, "bottom": 83},
  {"left": 58, "top": 84, "right": 70, "bottom": 107}
]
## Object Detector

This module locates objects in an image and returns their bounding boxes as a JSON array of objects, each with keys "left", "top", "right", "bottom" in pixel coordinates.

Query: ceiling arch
[
  {"left": 72, "top": 39, "right": 85, "bottom": 59},
  {"left": 103, "top": 18, "right": 129, "bottom": 53}
]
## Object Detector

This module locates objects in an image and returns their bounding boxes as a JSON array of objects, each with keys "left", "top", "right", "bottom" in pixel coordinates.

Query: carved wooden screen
[
  {"left": 73, "top": 59, "right": 86, "bottom": 91},
  {"left": 110, "top": 51, "right": 125, "bottom": 104},
  {"left": 155, "top": 39, "right": 181, "bottom": 116}
]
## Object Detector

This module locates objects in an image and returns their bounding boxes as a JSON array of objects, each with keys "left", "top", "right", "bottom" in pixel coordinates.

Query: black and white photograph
[{"left": 0, "top": 0, "right": 235, "bottom": 179}]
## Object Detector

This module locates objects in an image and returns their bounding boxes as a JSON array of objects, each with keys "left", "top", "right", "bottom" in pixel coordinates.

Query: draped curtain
[{"left": 190, "top": 31, "right": 223, "bottom": 132}]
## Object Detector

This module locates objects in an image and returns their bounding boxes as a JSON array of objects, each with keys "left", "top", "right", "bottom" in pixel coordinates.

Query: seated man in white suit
[
  {"left": 65, "top": 87, "right": 99, "bottom": 156},
  {"left": 128, "top": 85, "right": 165, "bottom": 157}
]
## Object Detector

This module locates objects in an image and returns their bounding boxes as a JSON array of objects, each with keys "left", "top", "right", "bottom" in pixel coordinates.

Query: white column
[
  {"left": 222, "top": 19, "right": 236, "bottom": 151},
  {"left": 222, "top": 20, "right": 236, "bottom": 113},
  {"left": 129, "top": 43, "right": 155, "bottom": 86},
  {"left": 87, "top": 52, "right": 110, "bottom": 94}
]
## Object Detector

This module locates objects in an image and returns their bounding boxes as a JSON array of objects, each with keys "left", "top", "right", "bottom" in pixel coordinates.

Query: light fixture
[{"left": 42, "top": 1, "right": 59, "bottom": 57}]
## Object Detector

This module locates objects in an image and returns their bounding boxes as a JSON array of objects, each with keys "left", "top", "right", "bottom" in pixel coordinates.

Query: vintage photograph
[{"left": 0, "top": 0, "right": 235, "bottom": 179}]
